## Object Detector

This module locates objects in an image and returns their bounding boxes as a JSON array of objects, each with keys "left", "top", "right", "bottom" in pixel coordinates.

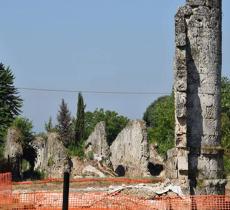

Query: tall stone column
[{"left": 166, "top": 0, "right": 226, "bottom": 195}]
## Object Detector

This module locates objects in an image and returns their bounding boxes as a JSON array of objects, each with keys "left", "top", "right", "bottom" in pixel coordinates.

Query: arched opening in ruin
[
  {"left": 115, "top": 165, "right": 126, "bottom": 177},
  {"left": 148, "top": 162, "right": 163, "bottom": 176},
  {"left": 21, "top": 146, "right": 39, "bottom": 180}
]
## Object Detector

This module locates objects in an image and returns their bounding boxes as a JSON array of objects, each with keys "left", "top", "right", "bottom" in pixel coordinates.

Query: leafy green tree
[
  {"left": 143, "top": 95, "right": 175, "bottom": 157},
  {"left": 74, "top": 93, "right": 85, "bottom": 145},
  {"left": 67, "top": 139, "right": 85, "bottom": 159},
  {"left": 56, "top": 99, "right": 72, "bottom": 147},
  {"left": 221, "top": 77, "right": 230, "bottom": 174},
  {"left": 12, "top": 117, "right": 33, "bottom": 147},
  {"left": 0, "top": 63, "right": 22, "bottom": 141},
  {"left": 11, "top": 117, "right": 36, "bottom": 172},
  {"left": 85, "top": 108, "right": 129, "bottom": 145},
  {"left": 221, "top": 77, "right": 230, "bottom": 116}
]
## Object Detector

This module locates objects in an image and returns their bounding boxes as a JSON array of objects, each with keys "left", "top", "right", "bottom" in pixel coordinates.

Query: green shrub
[
  {"left": 87, "top": 151, "right": 94, "bottom": 160},
  {"left": 22, "top": 159, "right": 30, "bottom": 172},
  {"left": 33, "top": 170, "right": 46, "bottom": 180},
  {"left": 67, "top": 140, "right": 85, "bottom": 159},
  {"left": 48, "top": 156, "right": 54, "bottom": 167},
  {"left": 224, "top": 155, "right": 230, "bottom": 176},
  {"left": 85, "top": 109, "right": 129, "bottom": 145},
  {"left": 23, "top": 170, "right": 46, "bottom": 180},
  {"left": 143, "top": 95, "right": 174, "bottom": 158}
]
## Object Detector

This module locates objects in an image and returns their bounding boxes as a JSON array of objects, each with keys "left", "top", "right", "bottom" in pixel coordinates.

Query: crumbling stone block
[
  {"left": 187, "top": 0, "right": 206, "bottom": 6},
  {"left": 178, "top": 156, "right": 188, "bottom": 171}
]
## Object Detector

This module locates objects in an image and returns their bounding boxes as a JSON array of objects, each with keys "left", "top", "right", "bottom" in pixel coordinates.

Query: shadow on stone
[
  {"left": 115, "top": 165, "right": 125, "bottom": 177},
  {"left": 148, "top": 162, "right": 163, "bottom": 176}
]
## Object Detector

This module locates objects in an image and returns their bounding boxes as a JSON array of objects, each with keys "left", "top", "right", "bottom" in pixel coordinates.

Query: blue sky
[{"left": 0, "top": 0, "right": 229, "bottom": 132}]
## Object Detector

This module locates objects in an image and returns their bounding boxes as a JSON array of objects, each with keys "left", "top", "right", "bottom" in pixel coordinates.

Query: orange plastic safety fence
[
  {"left": 0, "top": 172, "right": 12, "bottom": 194},
  {"left": 11, "top": 192, "right": 157, "bottom": 210},
  {"left": 13, "top": 177, "right": 163, "bottom": 185},
  {"left": 153, "top": 195, "right": 230, "bottom": 210},
  {"left": 2, "top": 173, "right": 230, "bottom": 209},
  {"left": 0, "top": 193, "right": 230, "bottom": 210},
  {"left": 0, "top": 172, "right": 13, "bottom": 207}
]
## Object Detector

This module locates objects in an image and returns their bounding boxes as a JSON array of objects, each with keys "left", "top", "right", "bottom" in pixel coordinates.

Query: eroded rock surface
[
  {"left": 32, "top": 132, "right": 70, "bottom": 178},
  {"left": 32, "top": 136, "right": 46, "bottom": 171},
  {"left": 110, "top": 120, "right": 150, "bottom": 177},
  {"left": 4, "top": 128, "right": 23, "bottom": 180},
  {"left": 85, "top": 122, "right": 110, "bottom": 163}
]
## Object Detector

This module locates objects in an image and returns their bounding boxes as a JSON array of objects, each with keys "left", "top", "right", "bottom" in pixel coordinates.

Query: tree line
[
  {"left": 0, "top": 63, "right": 128, "bottom": 159},
  {"left": 1, "top": 62, "right": 230, "bottom": 173},
  {"left": 44, "top": 94, "right": 129, "bottom": 157}
]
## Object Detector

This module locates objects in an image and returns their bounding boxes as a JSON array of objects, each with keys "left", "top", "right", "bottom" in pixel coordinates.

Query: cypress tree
[{"left": 74, "top": 93, "right": 85, "bottom": 145}]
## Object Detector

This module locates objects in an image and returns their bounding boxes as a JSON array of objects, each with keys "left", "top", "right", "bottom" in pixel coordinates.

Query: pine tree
[
  {"left": 0, "top": 63, "right": 22, "bottom": 140},
  {"left": 74, "top": 93, "right": 85, "bottom": 145},
  {"left": 56, "top": 99, "right": 72, "bottom": 147}
]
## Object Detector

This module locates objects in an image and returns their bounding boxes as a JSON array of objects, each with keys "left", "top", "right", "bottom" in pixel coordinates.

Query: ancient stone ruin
[
  {"left": 85, "top": 121, "right": 110, "bottom": 163},
  {"left": 81, "top": 120, "right": 164, "bottom": 178},
  {"left": 166, "top": 0, "right": 226, "bottom": 194},
  {"left": 4, "top": 128, "right": 23, "bottom": 180},
  {"left": 32, "top": 132, "right": 70, "bottom": 178},
  {"left": 84, "top": 120, "right": 163, "bottom": 178},
  {"left": 110, "top": 120, "right": 150, "bottom": 177}
]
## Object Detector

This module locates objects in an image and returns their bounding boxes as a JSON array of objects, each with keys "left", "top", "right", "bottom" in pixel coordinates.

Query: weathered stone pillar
[{"left": 166, "top": 0, "right": 226, "bottom": 194}]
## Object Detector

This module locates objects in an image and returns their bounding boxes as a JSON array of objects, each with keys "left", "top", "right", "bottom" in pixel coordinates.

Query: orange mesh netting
[
  {"left": 4, "top": 193, "right": 230, "bottom": 210},
  {"left": 0, "top": 172, "right": 12, "bottom": 192},
  {"left": 13, "top": 177, "right": 163, "bottom": 185},
  {"left": 0, "top": 172, "right": 13, "bottom": 206},
  {"left": 12, "top": 192, "right": 157, "bottom": 209},
  {"left": 153, "top": 195, "right": 230, "bottom": 210}
]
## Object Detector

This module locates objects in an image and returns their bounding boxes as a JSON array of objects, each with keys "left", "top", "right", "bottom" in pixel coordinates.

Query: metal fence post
[{"left": 62, "top": 171, "right": 70, "bottom": 210}]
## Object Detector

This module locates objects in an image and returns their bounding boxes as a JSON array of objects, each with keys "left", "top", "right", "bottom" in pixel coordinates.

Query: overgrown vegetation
[
  {"left": 67, "top": 139, "right": 85, "bottom": 159},
  {"left": 85, "top": 108, "right": 129, "bottom": 145},
  {"left": 221, "top": 77, "right": 230, "bottom": 174},
  {"left": 11, "top": 117, "right": 36, "bottom": 172},
  {"left": 49, "top": 94, "right": 128, "bottom": 158},
  {"left": 143, "top": 95, "right": 174, "bottom": 157},
  {"left": 11, "top": 117, "right": 34, "bottom": 147},
  {"left": 23, "top": 169, "right": 46, "bottom": 180}
]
